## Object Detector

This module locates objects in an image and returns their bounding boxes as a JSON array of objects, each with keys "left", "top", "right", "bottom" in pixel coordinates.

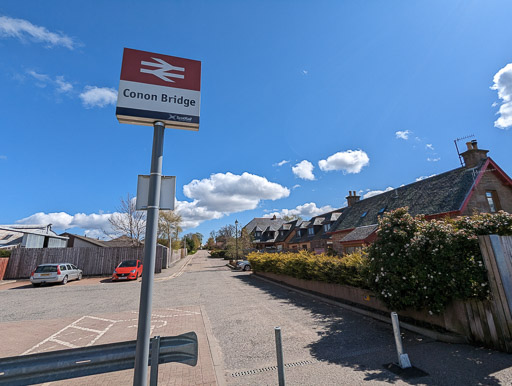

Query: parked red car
[{"left": 112, "top": 260, "right": 143, "bottom": 281}]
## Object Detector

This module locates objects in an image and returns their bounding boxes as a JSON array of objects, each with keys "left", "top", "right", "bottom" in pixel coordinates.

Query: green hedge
[
  {"left": 248, "top": 250, "right": 369, "bottom": 288},
  {"left": 0, "top": 249, "right": 11, "bottom": 257}
]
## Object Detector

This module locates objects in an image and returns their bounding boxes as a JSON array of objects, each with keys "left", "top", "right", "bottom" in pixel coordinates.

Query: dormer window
[
  {"left": 323, "top": 224, "right": 330, "bottom": 232},
  {"left": 255, "top": 231, "right": 262, "bottom": 237},
  {"left": 308, "top": 228, "right": 315, "bottom": 235},
  {"left": 486, "top": 191, "right": 501, "bottom": 212}
]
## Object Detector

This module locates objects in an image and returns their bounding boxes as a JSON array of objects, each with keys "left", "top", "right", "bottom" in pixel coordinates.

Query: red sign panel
[{"left": 120, "top": 48, "right": 201, "bottom": 91}]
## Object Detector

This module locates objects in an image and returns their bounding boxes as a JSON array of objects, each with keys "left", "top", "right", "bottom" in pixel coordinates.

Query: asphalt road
[{"left": 1, "top": 250, "right": 512, "bottom": 385}]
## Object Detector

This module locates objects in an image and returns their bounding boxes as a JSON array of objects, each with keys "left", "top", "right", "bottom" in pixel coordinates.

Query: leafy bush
[
  {"left": 247, "top": 250, "right": 369, "bottom": 288},
  {"left": 367, "top": 208, "right": 512, "bottom": 314},
  {"left": 0, "top": 249, "right": 11, "bottom": 257},
  {"left": 209, "top": 250, "right": 227, "bottom": 259}
]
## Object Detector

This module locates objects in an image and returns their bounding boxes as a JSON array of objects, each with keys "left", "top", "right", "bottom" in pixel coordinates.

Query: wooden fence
[
  {"left": 473, "top": 235, "right": 512, "bottom": 352},
  {"left": 3, "top": 246, "right": 170, "bottom": 279}
]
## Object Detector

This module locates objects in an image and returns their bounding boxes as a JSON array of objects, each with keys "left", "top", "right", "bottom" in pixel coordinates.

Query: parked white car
[{"left": 30, "top": 263, "right": 82, "bottom": 286}]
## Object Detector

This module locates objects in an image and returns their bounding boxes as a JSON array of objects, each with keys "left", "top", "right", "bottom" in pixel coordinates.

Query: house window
[
  {"left": 323, "top": 224, "right": 330, "bottom": 232},
  {"left": 255, "top": 231, "right": 262, "bottom": 237},
  {"left": 308, "top": 228, "right": 314, "bottom": 235},
  {"left": 377, "top": 207, "right": 386, "bottom": 215},
  {"left": 361, "top": 211, "right": 368, "bottom": 218},
  {"left": 1, "top": 234, "right": 12, "bottom": 240},
  {"left": 486, "top": 191, "right": 501, "bottom": 212}
]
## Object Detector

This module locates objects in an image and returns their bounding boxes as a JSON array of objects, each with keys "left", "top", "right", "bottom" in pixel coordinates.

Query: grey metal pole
[
  {"left": 275, "top": 327, "right": 286, "bottom": 386},
  {"left": 133, "top": 121, "right": 165, "bottom": 386},
  {"left": 390, "top": 312, "right": 411, "bottom": 369},
  {"left": 149, "top": 335, "right": 161, "bottom": 386}
]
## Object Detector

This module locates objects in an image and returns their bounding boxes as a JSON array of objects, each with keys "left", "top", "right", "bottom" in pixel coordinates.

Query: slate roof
[
  {"left": 244, "top": 217, "right": 286, "bottom": 244},
  {"left": 0, "top": 224, "right": 67, "bottom": 248},
  {"left": 340, "top": 224, "right": 379, "bottom": 243},
  {"left": 289, "top": 209, "right": 344, "bottom": 244},
  {"left": 331, "top": 162, "right": 484, "bottom": 233},
  {"left": 60, "top": 233, "right": 109, "bottom": 247},
  {"left": 274, "top": 219, "right": 302, "bottom": 243}
]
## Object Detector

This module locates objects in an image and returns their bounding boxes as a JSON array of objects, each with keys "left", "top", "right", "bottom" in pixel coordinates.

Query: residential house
[
  {"left": 287, "top": 209, "right": 344, "bottom": 253},
  {"left": 329, "top": 140, "right": 512, "bottom": 254},
  {"left": 274, "top": 219, "right": 302, "bottom": 251},
  {"left": 0, "top": 224, "right": 68, "bottom": 249},
  {"left": 244, "top": 216, "right": 286, "bottom": 251}
]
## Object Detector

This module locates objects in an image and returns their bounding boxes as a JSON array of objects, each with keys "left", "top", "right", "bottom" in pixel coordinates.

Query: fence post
[
  {"left": 274, "top": 327, "right": 286, "bottom": 386},
  {"left": 391, "top": 312, "right": 411, "bottom": 369}
]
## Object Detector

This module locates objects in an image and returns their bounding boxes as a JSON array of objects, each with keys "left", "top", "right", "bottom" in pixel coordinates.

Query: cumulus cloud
[
  {"left": 273, "top": 160, "right": 290, "bottom": 167},
  {"left": 395, "top": 130, "right": 411, "bottom": 140},
  {"left": 79, "top": 86, "right": 117, "bottom": 108},
  {"left": 491, "top": 62, "right": 512, "bottom": 129},
  {"left": 176, "top": 172, "right": 290, "bottom": 228},
  {"left": 362, "top": 187, "right": 394, "bottom": 200},
  {"left": 263, "top": 202, "right": 335, "bottom": 219},
  {"left": 318, "top": 150, "right": 369, "bottom": 174},
  {"left": 16, "top": 212, "right": 112, "bottom": 232},
  {"left": 292, "top": 160, "right": 315, "bottom": 180},
  {"left": 0, "top": 15, "right": 76, "bottom": 49}
]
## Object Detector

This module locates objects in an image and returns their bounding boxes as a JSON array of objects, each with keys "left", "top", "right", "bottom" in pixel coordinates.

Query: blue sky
[{"left": 1, "top": 1, "right": 511, "bottom": 241}]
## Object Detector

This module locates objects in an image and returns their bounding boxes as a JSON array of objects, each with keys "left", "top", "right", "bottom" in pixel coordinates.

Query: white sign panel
[
  {"left": 116, "top": 48, "right": 201, "bottom": 131},
  {"left": 136, "top": 175, "right": 176, "bottom": 211}
]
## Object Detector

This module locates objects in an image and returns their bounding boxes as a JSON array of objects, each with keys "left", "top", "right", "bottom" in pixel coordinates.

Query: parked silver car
[
  {"left": 236, "top": 260, "right": 251, "bottom": 271},
  {"left": 30, "top": 263, "right": 82, "bottom": 287}
]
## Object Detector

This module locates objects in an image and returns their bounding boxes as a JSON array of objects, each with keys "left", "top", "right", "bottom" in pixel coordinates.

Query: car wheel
[
  {"left": 243, "top": 265, "right": 251, "bottom": 271},
  {"left": 32, "top": 283, "right": 41, "bottom": 287},
  {"left": 61, "top": 275, "right": 68, "bottom": 285},
  {"left": 77, "top": 273, "right": 82, "bottom": 280}
]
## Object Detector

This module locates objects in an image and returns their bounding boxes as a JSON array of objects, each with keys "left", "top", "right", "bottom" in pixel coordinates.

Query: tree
[
  {"left": 158, "top": 210, "right": 182, "bottom": 249},
  {"left": 206, "top": 237, "right": 216, "bottom": 249},
  {"left": 108, "top": 193, "right": 146, "bottom": 246},
  {"left": 183, "top": 233, "right": 201, "bottom": 252},
  {"left": 225, "top": 227, "right": 253, "bottom": 259}
]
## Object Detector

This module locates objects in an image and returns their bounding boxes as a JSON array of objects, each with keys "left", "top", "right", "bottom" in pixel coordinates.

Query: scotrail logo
[{"left": 140, "top": 57, "right": 185, "bottom": 83}]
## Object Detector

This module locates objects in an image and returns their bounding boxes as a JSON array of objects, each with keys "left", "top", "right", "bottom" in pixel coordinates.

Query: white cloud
[
  {"left": 79, "top": 86, "right": 117, "bottom": 108},
  {"left": 292, "top": 184, "right": 301, "bottom": 189},
  {"left": 491, "top": 62, "right": 512, "bottom": 129},
  {"left": 273, "top": 160, "right": 290, "bottom": 167},
  {"left": 263, "top": 202, "right": 335, "bottom": 219},
  {"left": 0, "top": 15, "right": 76, "bottom": 49},
  {"left": 318, "top": 150, "right": 369, "bottom": 174},
  {"left": 292, "top": 160, "right": 315, "bottom": 180},
  {"left": 395, "top": 130, "right": 411, "bottom": 140},
  {"left": 16, "top": 211, "right": 112, "bottom": 232},
  {"left": 55, "top": 76, "right": 72, "bottom": 93},
  {"left": 362, "top": 187, "right": 394, "bottom": 199},
  {"left": 177, "top": 172, "right": 290, "bottom": 228},
  {"left": 426, "top": 144, "right": 434, "bottom": 151},
  {"left": 427, "top": 157, "right": 440, "bottom": 162},
  {"left": 0, "top": 155, "right": 7, "bottom": 160},
  {"left": 416, "top": 174, "right": 437, "bottom": 182},
  {"left": 27, "top": 70, "right": 73, "bottom": 93}
]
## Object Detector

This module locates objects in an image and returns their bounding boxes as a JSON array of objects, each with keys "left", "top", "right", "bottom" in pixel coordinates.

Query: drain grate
[{"left": 231, "top": 359, "right": 317, "bottom": 377}]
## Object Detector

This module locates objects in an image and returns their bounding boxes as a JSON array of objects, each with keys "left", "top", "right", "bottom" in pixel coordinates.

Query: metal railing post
[
  {"left": 391, "top": 312, "right": 412, "bottom": 369},
  {"left": 274, "top": 327, "right": 286, "bottom": 386},
  {"left": 150, "top": 336, "right": 161, "bottom": 386}
]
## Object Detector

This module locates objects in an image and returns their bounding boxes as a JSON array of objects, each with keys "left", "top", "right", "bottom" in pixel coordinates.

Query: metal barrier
[{"left": 0, "top": 332, "right": 197, "bottom": 386}]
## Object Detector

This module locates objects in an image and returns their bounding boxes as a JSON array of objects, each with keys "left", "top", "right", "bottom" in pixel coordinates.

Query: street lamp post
[{"left": 235, "top": 220, "right": 239, "bottom": 261}]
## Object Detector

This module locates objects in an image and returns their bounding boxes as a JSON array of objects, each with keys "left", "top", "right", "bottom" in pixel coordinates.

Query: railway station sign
[{"left": 116, "top": 48, "right": 201, "bottom": 131}]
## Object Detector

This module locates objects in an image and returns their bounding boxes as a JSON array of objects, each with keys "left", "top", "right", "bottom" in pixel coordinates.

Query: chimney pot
[
  {"left": 461, "top": 139, "right": 488, "bottom": 168},
  {"left": 471, "top": 139, "right": 478, "bottom": 149},
  {"left": 466, "top": 142, "right": 472, "bottom": 151}
]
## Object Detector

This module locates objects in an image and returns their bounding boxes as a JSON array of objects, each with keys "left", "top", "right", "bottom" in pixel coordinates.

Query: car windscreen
[
  {"left": 118, "top": 260, "right": 138, "bottom": 267},
  {"left": 35, "top": 266, "right": 58, "bottom": 273}
]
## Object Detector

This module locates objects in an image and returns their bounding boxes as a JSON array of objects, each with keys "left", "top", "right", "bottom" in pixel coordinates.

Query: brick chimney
[
  {"left": 346, "top": 190, "right": 360, "bottom": 207},
  {"left": 460, "top": 140, "right": 488, "bottom": 168}
]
